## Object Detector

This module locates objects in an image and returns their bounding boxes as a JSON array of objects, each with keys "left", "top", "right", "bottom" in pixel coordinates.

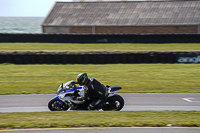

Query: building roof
[{"left": 42, "top": 1, "right": 200, "bottom": 26}]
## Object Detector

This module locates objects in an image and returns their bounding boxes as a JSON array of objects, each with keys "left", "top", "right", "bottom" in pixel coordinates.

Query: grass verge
[
  {"left": 0, "top": 43, "right": 200, "bottom": 52},
  {"left": 0, "top": 111, "right": 200, "bottom": 129},
  {"left": 0, "top": 64, "right": 200, "bottom": 94}
]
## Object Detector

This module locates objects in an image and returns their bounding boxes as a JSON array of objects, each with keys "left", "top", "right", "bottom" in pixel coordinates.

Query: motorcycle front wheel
[
  {"left": 102, "top": 94, "right": 124, "bottom": 111},
  {"left": 48, "top": 98, "right": 69, "bottom": 111}
]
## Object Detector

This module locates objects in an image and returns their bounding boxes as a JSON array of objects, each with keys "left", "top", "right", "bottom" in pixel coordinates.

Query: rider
[{"left": 73, "top": 73, "right": 108, "bottom": 110}]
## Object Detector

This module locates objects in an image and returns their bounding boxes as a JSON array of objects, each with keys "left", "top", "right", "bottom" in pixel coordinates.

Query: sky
[{"left": 0, "top": 0, "right": 72, "bottom": 17}]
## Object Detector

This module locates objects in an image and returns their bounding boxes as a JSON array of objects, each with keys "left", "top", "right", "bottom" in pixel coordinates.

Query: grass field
[
  {"left": 0, "top": 43, "right": 200, "bottom": 52},
  {"left": 0, "top": 64, "right": 200, "bottom": 94},
  {"left": 0, "top": 111, "right": 200, "bottom": 129}
]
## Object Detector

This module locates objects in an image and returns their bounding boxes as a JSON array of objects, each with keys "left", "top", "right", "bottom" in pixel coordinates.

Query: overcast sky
[{"left": 0, "top": 0, "right": 72, "bottom": 17}]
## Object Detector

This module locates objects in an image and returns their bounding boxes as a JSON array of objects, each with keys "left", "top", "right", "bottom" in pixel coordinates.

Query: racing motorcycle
[{"left": 48, "top": 81, "right": 124, "bottom": 111}]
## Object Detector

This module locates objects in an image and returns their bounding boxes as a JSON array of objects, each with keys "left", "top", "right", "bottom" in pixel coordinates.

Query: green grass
[
  {"left": 0, "top": 43, "right": 200, "bottom": 94},
  {"left": 0, "top": 64, "right": 200, "bottom": 94},
  {"left": 0, "top": 111, "right": 200, "bottom": 129},
  {"left": 0, "top": 43, "right": 200, "bottom": 52}
]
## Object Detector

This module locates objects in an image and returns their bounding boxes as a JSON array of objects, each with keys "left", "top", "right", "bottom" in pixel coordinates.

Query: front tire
[
  {"left": 103, "top": 94, "right": 124, "bottom": 111},
  {"left": 48, "top": 98, "right": 69, "bottom": 111}
]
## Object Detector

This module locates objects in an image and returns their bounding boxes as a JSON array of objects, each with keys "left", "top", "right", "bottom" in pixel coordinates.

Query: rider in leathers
[{"left": 74, "top": 73, "right": 108, "bottom": 110}]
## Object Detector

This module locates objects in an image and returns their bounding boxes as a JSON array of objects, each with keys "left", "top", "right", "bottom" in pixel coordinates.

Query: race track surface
[{"left": 0, "top": 93, "right": 200, "bottom": 112}]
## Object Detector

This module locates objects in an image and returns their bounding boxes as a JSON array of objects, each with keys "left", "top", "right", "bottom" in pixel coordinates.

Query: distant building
[{"left": 42, "top": 1, "right": 200, "bottom": 34}]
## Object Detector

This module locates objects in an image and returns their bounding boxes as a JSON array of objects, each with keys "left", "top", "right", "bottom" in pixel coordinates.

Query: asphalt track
[
  {"left": 0, "top": 93, "right": 200, "bottom": 112},
  {"left": 0, "top": 127, "right": 200, "bottom": 133}
]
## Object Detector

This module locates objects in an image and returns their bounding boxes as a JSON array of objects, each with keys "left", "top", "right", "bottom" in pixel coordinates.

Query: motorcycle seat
[{"left": 106, "top": 85, "right": 122, "bottom": 92}]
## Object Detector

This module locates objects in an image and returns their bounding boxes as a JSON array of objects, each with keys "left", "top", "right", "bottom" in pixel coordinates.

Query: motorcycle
[{"left": 48, "top": 81, "right": 124, "bottom": 111}]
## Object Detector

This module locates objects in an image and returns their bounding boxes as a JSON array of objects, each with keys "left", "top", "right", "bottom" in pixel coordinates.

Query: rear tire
[
  {"left": 48, "top": 98, "right": 69, "bottom": 111},
  {"left": 102, "top": 94, "right": 124, "bottom": 111}
]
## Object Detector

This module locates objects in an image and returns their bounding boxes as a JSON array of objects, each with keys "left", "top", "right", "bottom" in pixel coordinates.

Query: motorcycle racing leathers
[{"left": 76, "top": 78, "right": 108, "bottom": 110}]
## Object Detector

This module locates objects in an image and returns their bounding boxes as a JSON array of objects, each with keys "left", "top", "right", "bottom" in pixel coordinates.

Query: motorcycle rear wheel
[
  {"left": 102, "top": 94, "right": 124, "bottom": 111},
  {"left": 48, "top": 98, "right": 69, "bottom": 111}
]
